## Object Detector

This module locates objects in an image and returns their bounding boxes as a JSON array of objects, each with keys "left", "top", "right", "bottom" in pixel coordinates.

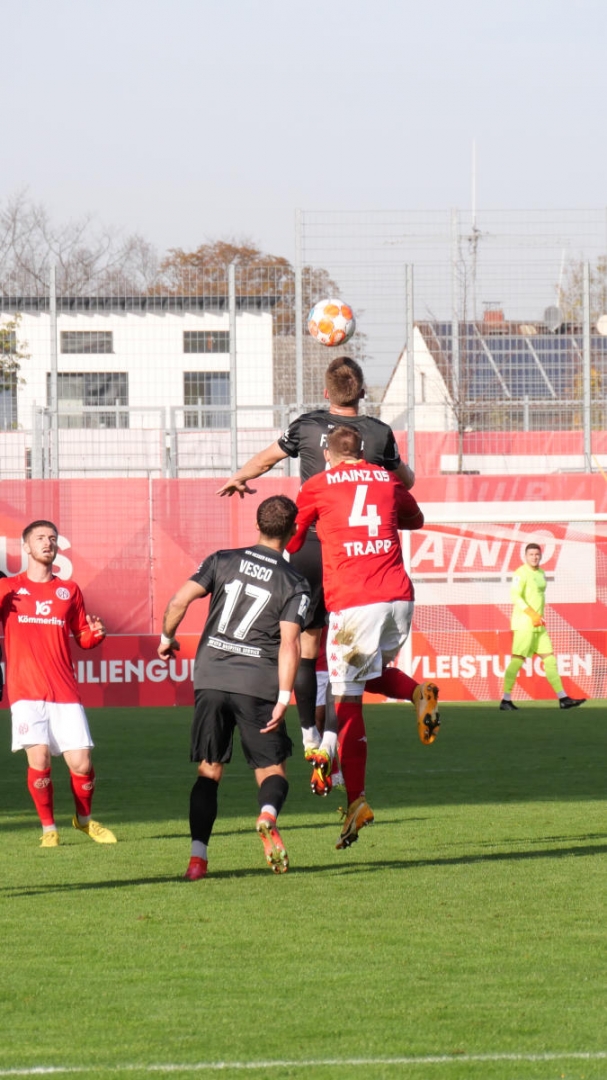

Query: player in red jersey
[
  {"left": 216, "top": 356, "right": 415, "bottom": 761},
  {"left": 0, "top": 520, "right": 116, "bottom": 848},
  {"left": 288, "top": 427, "right": 440, "bottom": 849}
]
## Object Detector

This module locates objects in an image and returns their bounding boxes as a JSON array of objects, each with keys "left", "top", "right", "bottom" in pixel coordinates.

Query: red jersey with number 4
[
  {"left": 0, "top": 573, "right": 102, "bottom": 704},
  {"left": 287, "top": 461, "right": 424, "bottom": 612}
]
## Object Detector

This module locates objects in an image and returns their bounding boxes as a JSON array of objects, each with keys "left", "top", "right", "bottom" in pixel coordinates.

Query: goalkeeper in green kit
[{"left": 500, "top": 542, "right": 586, "bottom": 711}]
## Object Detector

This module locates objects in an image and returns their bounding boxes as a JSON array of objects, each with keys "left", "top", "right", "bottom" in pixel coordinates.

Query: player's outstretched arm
[
  {"left": 158, "top": 580, "right": 207, "bottom": 659},
  {"left": 260, "top": 621, "right": 301, "bottom": 732},
  {"left": 216, "top": 442, "right": 289, "bottom": 498}
]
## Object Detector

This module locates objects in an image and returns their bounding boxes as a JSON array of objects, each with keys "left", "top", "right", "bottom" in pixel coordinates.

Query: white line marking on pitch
[{"left": 1, "top": 1052, "right": 607, "bottom": 1075}]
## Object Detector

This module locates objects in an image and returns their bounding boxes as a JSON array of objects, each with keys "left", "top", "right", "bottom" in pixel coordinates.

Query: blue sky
[{"left": 5, "top": 0, "right": 607, "bottom": 263}]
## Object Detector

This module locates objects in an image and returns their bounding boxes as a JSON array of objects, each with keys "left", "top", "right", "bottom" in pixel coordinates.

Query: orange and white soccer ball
[{"left": 308, "top": 298, "right": 356, "bottom": 347}]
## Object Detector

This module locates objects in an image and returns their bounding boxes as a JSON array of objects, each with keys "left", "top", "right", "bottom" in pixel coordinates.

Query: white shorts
[
  {"left": 11, "top": 700, "right": 94, "bottom": 756},
  {"left": 327, "top": 600, "right": 413, "bottom": 696}
]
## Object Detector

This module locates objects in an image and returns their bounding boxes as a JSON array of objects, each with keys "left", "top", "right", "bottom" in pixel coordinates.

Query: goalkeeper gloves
[{"left": 524, "top": 606, "right": 545, "bottom": 627}]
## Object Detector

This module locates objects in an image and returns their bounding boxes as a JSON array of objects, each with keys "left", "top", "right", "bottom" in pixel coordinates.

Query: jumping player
[
  {"left": 216, "top": 356, "right": 415, "bottom": 766},
  {"left": 288, "top": 427, "right": 439, "bottom": 849},
  {"left": 158, "top": 495, "right": 310, "bottom": 878},
  {"left": 0, "top": 520, "right": 116, "bottom": 847}
]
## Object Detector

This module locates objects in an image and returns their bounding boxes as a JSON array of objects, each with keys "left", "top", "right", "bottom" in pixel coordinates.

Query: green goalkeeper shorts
[{"left": 511, "top": 625, "right": 554, "bottom": 658}]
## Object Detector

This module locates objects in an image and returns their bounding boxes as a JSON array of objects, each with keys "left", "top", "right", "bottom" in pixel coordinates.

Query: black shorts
[
  {"left": 191, "top": 688, "right": 293, "bottom": 769},
  {"left": 289, "top": 532, "right": 326, "bottom": 630}
]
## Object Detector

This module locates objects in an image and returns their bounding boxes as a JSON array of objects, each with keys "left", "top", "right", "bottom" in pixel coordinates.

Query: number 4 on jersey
[{"left": 348, "top": 485, "right": 381, "bottom": 537}]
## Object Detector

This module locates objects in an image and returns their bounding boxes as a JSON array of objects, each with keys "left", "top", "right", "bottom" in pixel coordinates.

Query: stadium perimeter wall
[{"left": 0, "top": 473, "right": 605, "bottom": 705}]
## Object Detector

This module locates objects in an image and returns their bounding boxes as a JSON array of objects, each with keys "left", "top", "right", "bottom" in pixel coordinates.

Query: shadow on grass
[
  {"left": 2, "top": 704, "right": 607, "bottom": 827},
  {"left": 3, "top": 833, "right": 607, "bottom": 896}
]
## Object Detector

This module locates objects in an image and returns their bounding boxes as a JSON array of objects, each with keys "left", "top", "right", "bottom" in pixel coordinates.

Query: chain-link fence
[
  {"left": 302, "top": 208, "right": 607, "bottom": 475},
  {"left": 0, "top": 208, "right": 606, "bottom": 478}
]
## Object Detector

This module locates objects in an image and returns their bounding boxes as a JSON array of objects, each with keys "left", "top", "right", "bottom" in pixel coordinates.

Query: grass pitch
[{"left": 1, "top": 701, "right": 606, "bottom": 1080}]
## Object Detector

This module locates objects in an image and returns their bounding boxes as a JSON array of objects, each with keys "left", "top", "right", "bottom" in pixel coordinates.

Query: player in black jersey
[
  {"left": 158, "top": 495, "right": 310, "bottom": 878},
  {"left": 216, "top": 356, "right": 415, "bottom": 762}
]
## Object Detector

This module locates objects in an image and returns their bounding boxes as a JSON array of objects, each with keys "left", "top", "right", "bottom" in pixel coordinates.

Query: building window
[
  {"left": 184, "top": 372, "right": 230, "bottom": 428},
  {"left": 184, "top": 331, "right": 229, "bottom": 354},
  {"left": 0, "top": 375, "right": 17, "bottom": 430},
  {"left": 60, "top": 331, "right": 113, "bottom": 354},
  {"left": 47, "top": 372, "right": 129, "bottom": 428}
]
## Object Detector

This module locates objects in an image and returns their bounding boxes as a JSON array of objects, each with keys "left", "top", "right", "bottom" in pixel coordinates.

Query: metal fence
[{"left": 0, "top": 208, "right": 606, "bottom": 478}]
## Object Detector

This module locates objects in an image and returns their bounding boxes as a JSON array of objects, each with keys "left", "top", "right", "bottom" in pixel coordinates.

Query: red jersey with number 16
[
  {"left": 287, "top": 461, "right": 424, "bottom": 612},
  {"left": 0, "top": 573, "right": 102, "bottom": 705}
]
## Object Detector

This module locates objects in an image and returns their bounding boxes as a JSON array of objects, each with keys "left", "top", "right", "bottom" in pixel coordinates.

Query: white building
[
  {"left": 381, "top": 325, "right": 452, "bottom": 432},
  {"left": 2, "top": 296, "right": 275, "bottom": 431},
  {"left": 0, "top": 296, "right": 284, "bottom": 478}
]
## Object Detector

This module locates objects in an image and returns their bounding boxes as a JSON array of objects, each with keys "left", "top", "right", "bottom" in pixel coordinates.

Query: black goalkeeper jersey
[
  {"left": 190, "top": 544, "right": 310, "bottom": 701},
  {"left": 277, "top": 408, "right": 401, "bottom": 485}
]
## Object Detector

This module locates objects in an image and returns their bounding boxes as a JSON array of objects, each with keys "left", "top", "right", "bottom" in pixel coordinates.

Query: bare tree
[
  {"left": 0, "top": 191, "right": 161, "bottom": 295},
  {"left": 557, "top": 256, "right": 607, "bottom": 323}
]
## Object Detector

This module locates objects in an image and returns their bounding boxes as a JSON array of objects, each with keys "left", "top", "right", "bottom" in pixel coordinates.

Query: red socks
[
  {"left": 27, "top": 767, "right": 55, "bottom": 827},
  {"left": 366, "top": 668, "right": 418, "bottom": 701},
  {"left": 336, "top": 701, "right": 367, "bottom": 805},
  {"left": 70, "top": 769, "right": 96, "bottom": 819}
]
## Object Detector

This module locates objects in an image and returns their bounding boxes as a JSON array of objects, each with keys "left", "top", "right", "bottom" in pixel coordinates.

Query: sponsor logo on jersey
[
  {"left": 244, "top": 548, "right": 277, "bottom": 565},
  {"left": 17, "top": 615, "right": 65, "bottom": 626},
  {"left": 297, "top": 595, "right": 310, "bottom": 619},
  {"left": 56, "top": 587, "right": 70, "bottom": 600},
  {"left": 208, "top": 636, "right": 262, "bottom": 658},
  {"left": 17, "top": 587, "right": 30, "bottom": 595},
  {"left": 35, "top": 601, "right": 53, "bottom": 616}
]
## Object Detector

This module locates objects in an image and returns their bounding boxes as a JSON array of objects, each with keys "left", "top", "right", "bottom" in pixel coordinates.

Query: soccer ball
[{"left": 308, "top": 298, "right": 356, "bottom": 347}]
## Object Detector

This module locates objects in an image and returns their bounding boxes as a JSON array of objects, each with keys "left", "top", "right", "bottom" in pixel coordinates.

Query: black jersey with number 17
[
  {"left": 277, "top": 408, "right": 401, "bottom": 485},
  {"left": 190, "top": 544, "right": 310, "bottom": 701}
]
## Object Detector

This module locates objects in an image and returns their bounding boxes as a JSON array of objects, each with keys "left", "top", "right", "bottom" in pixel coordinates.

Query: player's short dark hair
[
  {"left": 324, "top": 356, "right": 364, "bottom": 406},
  {"left": 256, "top": 495, "right": 298, "bottom": 540},
  {"left": 525, "top": 542, "right": 542, "bottom": 554},
  {"left": 22, "top": 519, "right": 58, "bottom": 542},
  {"left": 327, "top": 425, "right": 363, "bottom": 460}
]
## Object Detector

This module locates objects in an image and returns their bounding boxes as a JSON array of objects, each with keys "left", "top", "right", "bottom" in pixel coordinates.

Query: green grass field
[{"left": 1, "top": 701, "right": 606, "bottom": 1080}]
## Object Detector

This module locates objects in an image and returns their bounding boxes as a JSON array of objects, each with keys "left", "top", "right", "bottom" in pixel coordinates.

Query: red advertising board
[{"left": 0, "top": 473, "right": 605, "bottom": 705}]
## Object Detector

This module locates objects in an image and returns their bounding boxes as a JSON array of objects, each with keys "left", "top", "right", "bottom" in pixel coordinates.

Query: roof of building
[
  {"left": 0, "top": 295, "right": 279, "bottom": 313},
  {"left": 417, "top": 319, "right": 607, "bottom": 400}
]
